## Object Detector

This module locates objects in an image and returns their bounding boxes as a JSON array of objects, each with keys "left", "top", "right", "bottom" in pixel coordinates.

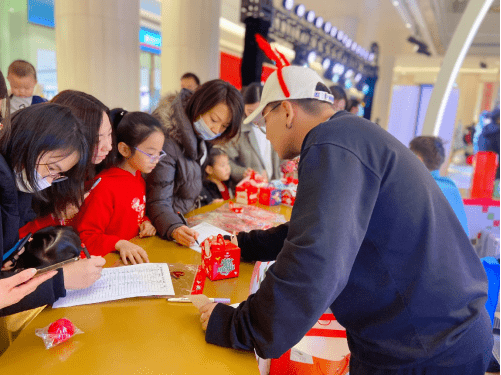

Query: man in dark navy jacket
[{"left": 198, "top": 66, "right": 492, "bottom": 374}]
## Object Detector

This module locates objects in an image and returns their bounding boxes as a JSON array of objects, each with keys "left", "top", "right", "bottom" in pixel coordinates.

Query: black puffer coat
[
  {"left": 146, "top": 89, "right": 210, "bottom": 239},
  {"left": 0, "top": 154, "right": 66, "bottom": 316}
]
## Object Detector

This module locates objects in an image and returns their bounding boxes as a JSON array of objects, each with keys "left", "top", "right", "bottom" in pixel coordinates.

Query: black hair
[
  {"left": 207, "top": 147, "right": 228, "bottom": 167},
  {"left": 346, "top": 98, "right": 361, "bottom": 112},
  {"left": 242, "top": 82, "right": 263, "bottom": 105},
  {"left": 15, "top": 226, "right": 82, "bottom": 270},
  {"left": 0, "top": 103, "right": 88, "bottom": 209},
  {"left": 110, "top": 109, "right": 164, "bottom": 162},
  {"left": 181, "top": 72, "right": 200, "bottom": 86},
  {"left": 329, "top": 85, "right": 348, "bottom": 110},
  {"left": 0, "top": 70, "right": 10, "bottom": 128},
  {"left": 185, "top": 79, "right": 244, "bottom": 144},
  {"left": 50, "top": 90, "right": 111, "bottom": 179},
  {"left": 409, "top": 136, "right": 445, "bottom": 171},
  {"left": 203, "top": 147, "right": 228, "bottom": 179}
]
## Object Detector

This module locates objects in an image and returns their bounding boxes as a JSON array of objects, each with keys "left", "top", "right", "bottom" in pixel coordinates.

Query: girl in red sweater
[{"left": 74, "top": 111, "right": 165, "bottom": 265}]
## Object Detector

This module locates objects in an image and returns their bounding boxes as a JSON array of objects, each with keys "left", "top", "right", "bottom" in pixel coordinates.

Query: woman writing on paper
[
  {"left": 18, "top": 90, "right": 113, "bottom": 237},
  {"left": 0, "top": 71, "right": 104, "bottom": 315},
  {"left": 147, "top": 80, "right": 243, "bottom": 247}
]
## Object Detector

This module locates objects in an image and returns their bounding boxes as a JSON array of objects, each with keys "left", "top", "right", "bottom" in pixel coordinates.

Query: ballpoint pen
[
  {"left": 167, "top": 297, "right": 230, "bottom": 304},
  {"left": 177, "top": 211, "right": 200, "bottom": 246}
]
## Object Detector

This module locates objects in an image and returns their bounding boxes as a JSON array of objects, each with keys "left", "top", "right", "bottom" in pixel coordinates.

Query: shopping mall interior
[{"left": 0, "top": 0, "right": 498, "bottom": 187}]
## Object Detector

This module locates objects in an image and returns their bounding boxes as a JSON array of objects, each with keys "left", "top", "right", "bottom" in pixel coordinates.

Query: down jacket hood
[{"left": 153, "top": 88, "right": 205, "bottom": 162}]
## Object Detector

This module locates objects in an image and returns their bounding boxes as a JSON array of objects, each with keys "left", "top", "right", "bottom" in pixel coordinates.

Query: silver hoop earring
[{"left": 286, "top": 122, "right": 293, "bottom": 129}]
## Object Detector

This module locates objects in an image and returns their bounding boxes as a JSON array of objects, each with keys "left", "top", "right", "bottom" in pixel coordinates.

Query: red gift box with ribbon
[
  {"left": 201, "top": 234, "right": 240, "bottom": 281},
  {"left": 235, "top": 172, "right": 264, "bottom": 205}
]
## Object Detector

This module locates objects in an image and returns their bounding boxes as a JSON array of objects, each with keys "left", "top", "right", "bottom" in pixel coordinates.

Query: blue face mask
[
  {"left": 193, "top": 117, "right": 220, "bottom": 141},
  {"left": 15, "top": 169, "right": 51, "bottom": 193}
]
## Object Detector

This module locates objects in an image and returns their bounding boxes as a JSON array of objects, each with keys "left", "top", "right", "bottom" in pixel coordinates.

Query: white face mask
[
  {"left": 15, "top": 169, "right": 51, "bottom": 193},
  {"left": 193, "top": 117, "right": 220, "bottom": 141},
  {"left": 10, "top": 96, "right": 32, "bottom": 113}
]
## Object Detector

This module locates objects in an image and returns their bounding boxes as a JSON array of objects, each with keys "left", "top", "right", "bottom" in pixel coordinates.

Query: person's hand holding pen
[
  {"left": 172, "top": 226, "right": 200, "bottom": 247},
  {"left": 172, "top": 212, "right": 200, "bottom": 247}
]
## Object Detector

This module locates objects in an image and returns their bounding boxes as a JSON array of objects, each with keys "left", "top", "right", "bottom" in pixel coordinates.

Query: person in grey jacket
[
  {"left": 146, "top": 80, "right": 243, "bottom": 247},
  {"left": 224, "top": 83, "right": 281, "bottom": 183}
]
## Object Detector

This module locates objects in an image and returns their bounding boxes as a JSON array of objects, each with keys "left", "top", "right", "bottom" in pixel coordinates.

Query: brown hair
[
  {"left": 185, "top": 79, "right": 244, "bottom": 144},
  {"left": 409, "top": 136, "right": 445, "bottom": 171},
  {"left": 8, "top": 60, "right": 37, "bottom": 81}
]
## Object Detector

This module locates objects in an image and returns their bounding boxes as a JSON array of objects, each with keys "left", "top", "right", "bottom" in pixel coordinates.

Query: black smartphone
[
  {"left": 34, "top": 256, "right": 80, "bottom": 276},
  {"left": 2, "top": 232, "right": 32, "bottom": 265}
]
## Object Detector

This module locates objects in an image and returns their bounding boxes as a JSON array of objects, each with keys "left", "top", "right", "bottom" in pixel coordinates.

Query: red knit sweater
[{"left": 72, "top": 167, "right": 150, "bottom": 256}]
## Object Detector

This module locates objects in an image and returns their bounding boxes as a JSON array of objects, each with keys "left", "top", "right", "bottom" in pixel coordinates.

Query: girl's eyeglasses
[
  {"left": 39, "top": 164, "right": 68, "bottom": 183},
  {"left": 251, "top": 102, "right": 281, "bottom": 134},
  {"left": 134, "top": 148, "right": 167, "bottom": 163}
]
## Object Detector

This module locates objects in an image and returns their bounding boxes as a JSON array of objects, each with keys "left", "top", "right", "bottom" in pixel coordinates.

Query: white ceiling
[{"left": 272, "top": 0, "right": 500, "bottom": 57}]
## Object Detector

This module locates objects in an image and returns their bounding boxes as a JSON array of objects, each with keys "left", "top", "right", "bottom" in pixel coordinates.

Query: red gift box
[
  {"left": 282, "top": 188, "right": 296, "bottom": 207},
  {"left": 259, "top": 185, "right": 282, "bottom": 206},
  {"left": 236, "top": 179, "right": 259, "bottom": 205},
  {"left": 201, "top": 235, "right": 240, "bottom": 281}
]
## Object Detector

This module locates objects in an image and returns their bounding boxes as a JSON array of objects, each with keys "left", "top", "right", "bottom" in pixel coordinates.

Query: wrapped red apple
[{"left": 35, "top": 318, "right": 83, "bottom": 349}]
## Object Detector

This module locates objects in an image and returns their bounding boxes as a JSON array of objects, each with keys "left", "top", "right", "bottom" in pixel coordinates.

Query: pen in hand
[
  {"left": 81, "top": 244, "right": 91, "bottom": 259},
  {"left": 177, "top": 211, "right": 200, "bottom": 246}
]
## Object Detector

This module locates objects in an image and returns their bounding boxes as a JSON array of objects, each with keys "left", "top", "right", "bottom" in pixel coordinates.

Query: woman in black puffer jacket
[{"left": 146, "top": 80, "right": 243, "bottom": 246}]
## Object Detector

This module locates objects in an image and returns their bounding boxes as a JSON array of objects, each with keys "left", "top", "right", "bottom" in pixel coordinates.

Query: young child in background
[
  {"left": 7, "top": 60, "right": 46, "bottom": 113},
  {"left": 409, "top": 136, "right": 469, "bottom": 236},
  {"left": 74, "top": 110, "right": 165, "bottom": 265},
  {"left": 200, "top": 148, "right": 234, "bottom": 206}
]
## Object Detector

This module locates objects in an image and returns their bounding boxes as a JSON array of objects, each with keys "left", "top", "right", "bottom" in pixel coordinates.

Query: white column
[
  {"left": 160, "top": 0, "right": 222, "bottom": 95},
  {"left": 371, "top": 54, "right": 396, "bottom": 129},
  {"left": 55, "top": 0, "right": 140, "bottom": 110},
  {"left": 421, "top": 0, "right": 495, "bottom": 136}
]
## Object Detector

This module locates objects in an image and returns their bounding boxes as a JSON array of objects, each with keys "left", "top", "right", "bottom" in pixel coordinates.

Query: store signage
[
  {"left": 140, "top": 27, "right": 161, "bottom": 55},
  {"left": 28, "top": 0, "right": 55, "bottom": 28}
]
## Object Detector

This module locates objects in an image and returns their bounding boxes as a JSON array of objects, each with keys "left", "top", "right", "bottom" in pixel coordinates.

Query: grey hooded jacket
[{"left": 146, "top": 89, "right": 209, "bottom": 239}]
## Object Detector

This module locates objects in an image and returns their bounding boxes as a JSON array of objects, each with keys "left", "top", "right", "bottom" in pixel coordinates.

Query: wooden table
[{"left": 0, "top": 202, "right": 291, "bottom": 374}]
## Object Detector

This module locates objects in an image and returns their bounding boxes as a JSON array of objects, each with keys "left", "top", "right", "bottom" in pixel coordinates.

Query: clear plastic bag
[
  {"left": 187, "top": 202, "right": 286, "bottom": 233},
  {"left": 35, "top": 317, "right": 83, "bottom": 349}
]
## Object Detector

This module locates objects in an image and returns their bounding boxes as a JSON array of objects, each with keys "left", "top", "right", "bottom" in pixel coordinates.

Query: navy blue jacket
[
  {"left": 206, "top": 111, "right": 492, "bottom": 369},
  {"left": 0, "top": 154, "right": 65, "bottom": 316}
]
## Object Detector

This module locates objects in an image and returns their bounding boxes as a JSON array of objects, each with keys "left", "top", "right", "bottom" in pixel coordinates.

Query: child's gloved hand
[{"left": 139, "top": 221, "right": 156, "bottom": 238}]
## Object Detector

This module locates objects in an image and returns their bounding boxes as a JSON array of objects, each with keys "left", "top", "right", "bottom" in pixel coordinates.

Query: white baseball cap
[{"left": 243, "top": 65, "right": 334, "bottom": 125}]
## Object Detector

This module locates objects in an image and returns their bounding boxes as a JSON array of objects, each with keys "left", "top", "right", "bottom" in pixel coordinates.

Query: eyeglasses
[
  {"left": 251, "top": 103, "right": 281, "bottom": 134},
  {"left": 134, "top": 148, "right": 167, "bottom": 163},
  {"left": 39, "top": 164, "right": 68, "bottom": 183}
]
